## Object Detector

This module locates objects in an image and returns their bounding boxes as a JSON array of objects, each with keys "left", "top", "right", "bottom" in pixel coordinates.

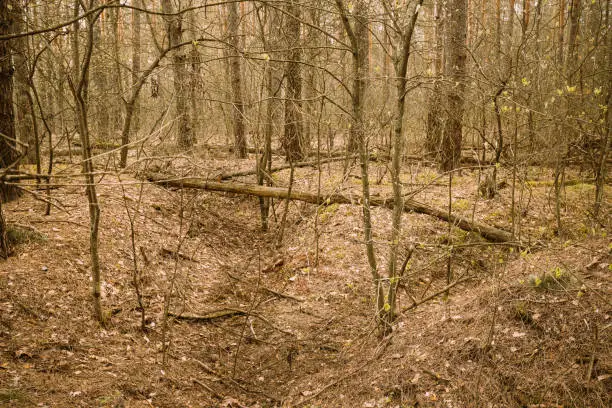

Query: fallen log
[{"left": 146, "top": 173, "right": 515, "bottom": 243}]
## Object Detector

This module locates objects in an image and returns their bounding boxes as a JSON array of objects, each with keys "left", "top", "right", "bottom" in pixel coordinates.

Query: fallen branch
[
  {"left": 161, "top": 247, "right": 199, "bottom": 263},
  {"left": 192, "top": 378, "right": 223, "bottom": 399},
  {"left": 146, "top": 173, "right": 515, "bottom": 243},
  {"left": 170, "top": 307, "right": 295, "bottom": 335},
  {"left": 169, "top": 309, "right": 245, "bottom": 322}
]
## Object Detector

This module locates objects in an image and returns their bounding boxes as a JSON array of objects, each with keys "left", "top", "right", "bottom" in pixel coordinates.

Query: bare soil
[{"left": 1, "top": 149, "right": 610, "bottom": 407}]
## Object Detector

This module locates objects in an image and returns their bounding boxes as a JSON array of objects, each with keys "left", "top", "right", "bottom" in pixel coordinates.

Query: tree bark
[
  {"left": 335, "top": 0, "right": 383, "bottom": 318},
  {"left": 161, "top": 0, "right": 194, "bottom": 149},
  {"left": 0, "top": 0, "right": 20, "bottom": 203},
  {"left": 10, "top": 0, "right": 36, "bottom": 165},
  {"left": 440, "top": 0, "right": 467, "bottom": 172},
  {"left": 227, "top": 1, "right": 247, "bottom": 158},
  {"left": 425, "top": 0, "right": 444, "bottom": 158},
  {"left": 282, "top": 0, "right": 304, "bottom": 161},
  {"left": 68, "top": 3, "right": 104, "bottom": 323},
  {"left": 385, "top": 0, "right": 424, "bottom": 326}
]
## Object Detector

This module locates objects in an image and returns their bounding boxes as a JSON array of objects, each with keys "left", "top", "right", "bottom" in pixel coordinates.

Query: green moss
[
  {"left": 453, "top": 199, "right": 471, "bottom": 211},
  {"left": 529, "top": 267, "right": 572, "bottom": 291},
  {"left": 318, "top": 202, "right": 340, "bottom": 224},
  {"left": 6, "top": 225, "right": 47, "bottom": 246},
  {"left": 0, "top": 388, "right": 28, "bottom": 403}
]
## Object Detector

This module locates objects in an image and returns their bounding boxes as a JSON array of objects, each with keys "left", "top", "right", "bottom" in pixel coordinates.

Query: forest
[{"left": 0, "top": 0, "right": 610, "bottom": 407}]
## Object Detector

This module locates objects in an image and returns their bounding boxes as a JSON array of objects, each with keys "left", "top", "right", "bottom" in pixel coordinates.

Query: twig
[
  {"left": 161, "top": 247, "right": 199, "bottom": 263},
  {"left": 401, "top": 276, "right": 472, "bottom": 313},
  {"left": 422, "top": 369, "right": 451, "bottom": 384},
  {"left": 191, "top": 378, "right": 223, "bottom": 399}
]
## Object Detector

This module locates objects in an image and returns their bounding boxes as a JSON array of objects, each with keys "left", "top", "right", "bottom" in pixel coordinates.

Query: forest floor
[{"left": 0, "top": 145, "right": 610, "bottom": 407}]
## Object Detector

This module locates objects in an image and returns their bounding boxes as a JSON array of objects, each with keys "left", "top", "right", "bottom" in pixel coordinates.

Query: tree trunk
[
  {"left": 227, "top": 1, "right": 247, "bottom": 158},
  {"left": 109, "top": 0, "right": 124, "bottom": 136},
  {"left": 282, "top": 0, "right": 304, "bottom": 161},
  {"left": 0, "top": 0, "right": 20, "bottom": 203},
  {"left": 130, "top": 0, "right": 141, "bottom": 138},
  {"left": 189, "top": 11, "right": 200, "bottom": 140},
  {"left": 69, "top": 4, "right": 104, "bottom": 323},
  {"left": 558, "top": 0, "right": 566, "bottom": 65},
  {"left": 161, "top": 0, "right": 194, "bottom": 149},
  {"left": 385, "top": 0, "right": 424, "bottom": 327},
  {"left": 593, "top": 0, "right": 610, "bottom": 218},
  {"left": 425, "top": 0, "right": 444, "bottom": 158},
  {"left": 120, "top": 0, "right": 141, "bottom": 168},
  {"left": 440, "top": 0, "right": 467, "bottom": 171},
  {"left": 10, "top": 1, "right": 36, "bottom": 165}
]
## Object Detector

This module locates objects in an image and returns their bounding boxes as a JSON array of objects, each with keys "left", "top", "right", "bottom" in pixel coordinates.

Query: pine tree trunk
[
  {"left": 161, "top": 0, "right": 194, "bottom": 149},
  {"left": 11, "top": 1, "right": 37, "bottom": 165},
  {"left": 0, "top": 0, "right": 20, "bottom": 203},
  {"left": 228, "top": 1, "right": 247, "bottom": 158},
  {"left": 425, "top": 0, "right": 444, "bottom": 158},
  {"left": 282, "top": 0, "right": 304, "bottom": 161},
  {"left": 440, "top": 0, "right": 467, "bottom": 171}
]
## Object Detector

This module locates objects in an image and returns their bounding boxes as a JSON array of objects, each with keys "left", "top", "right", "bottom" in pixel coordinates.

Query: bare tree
[
  {"left": 382, "top": 0, "right": 424, "bottom": 327},
  {"left": 67, "top": 0, "right": 104, "bottom": 323}
]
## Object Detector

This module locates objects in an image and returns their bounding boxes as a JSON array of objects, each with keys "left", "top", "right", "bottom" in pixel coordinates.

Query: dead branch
[
  {"left": 168, "top": 309, "right": 245, "bottom": 322},
  {"left": 161, "top": 246, "right": 199, "bottom": 263}
]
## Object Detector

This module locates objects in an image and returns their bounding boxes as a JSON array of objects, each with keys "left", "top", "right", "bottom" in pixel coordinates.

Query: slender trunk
[
  {"left": 593, "top": 0, "right": 609, "bottom": 218},
  {"left": 335, "top": 0, "right": 384, "bottom": 320},
  {"left": 189, "top": 11, "right": 200, "bottom": 139},
  {"left": 110, "top": 1, "right": 124, "bottom": 135},
  {"left": 120, "top": 0, "right": 141, "bottom": 168},
  {"left": 255, "top": 6, "right": 275, "bottom": 230},
  {"left": 386, "top": 1, "right": 424, "bottom": 327},
  {"left": 131, "top": 0, "right": 140, "bottom": 136},
  {"left": 558, "top": 0, "right": 566, "bottom": 65},
  {"left": 70, "top": 5, "right": 104, "bottom": 323}
]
